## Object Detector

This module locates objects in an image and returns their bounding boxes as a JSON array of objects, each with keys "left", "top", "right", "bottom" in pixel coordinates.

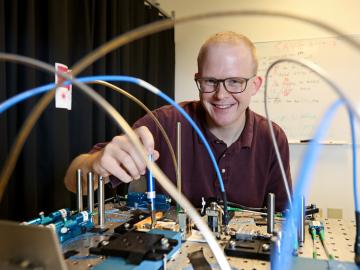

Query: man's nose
[{"left": 214, "top": 81, "right": 229, "bottom": 99}]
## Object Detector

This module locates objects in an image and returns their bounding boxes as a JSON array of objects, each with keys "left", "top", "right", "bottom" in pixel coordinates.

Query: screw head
[
  {"left": 262, "top": 243, "right": 270, "bottom": 252},
  {"left": 101, "top": 240, "right": 109, "bottom": 246},
  {"left": 161, "top": 238, "right": 169, "bottom": 248}
]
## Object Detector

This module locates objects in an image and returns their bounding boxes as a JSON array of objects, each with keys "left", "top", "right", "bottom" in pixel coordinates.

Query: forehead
[
  {"left": 199, "top": 42, "right": 254, "bottom": 75},
  {"left": 203, "top": 42, "right": 251, "bottom": 57}
]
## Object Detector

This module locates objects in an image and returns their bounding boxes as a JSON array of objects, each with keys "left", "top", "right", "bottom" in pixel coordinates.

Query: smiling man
[{"left": 65, "top": 31, "right": 292, "bottom": 211}]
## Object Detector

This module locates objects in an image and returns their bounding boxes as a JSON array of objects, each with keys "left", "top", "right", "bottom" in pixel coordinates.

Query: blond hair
[{"left": 197, "top": 31, "right": 258, "bottom": 74}]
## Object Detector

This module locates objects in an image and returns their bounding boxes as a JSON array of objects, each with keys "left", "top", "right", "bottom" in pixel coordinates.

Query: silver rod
[
  {"left": 87, "top": 172, "right": 94, "bottom": 214},
  {"left": 98, "top": 176, "right": 105, "bottom": 228},
  {"left": 163, "top": 254, "right": 167, "bottom": 270},
  {"left": 76, "top": 169, "right": 83, "bottom": 212},
  {"left": 298, "top": 196, "right": 305, "bottom": 246},
  {"left": 267, "top": 193, "right": 275, "bottom": 234}
]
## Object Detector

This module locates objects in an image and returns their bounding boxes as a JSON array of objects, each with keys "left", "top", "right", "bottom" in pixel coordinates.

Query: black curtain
[{"left": 0, "top": 0, "right": 175, "bottom": 221}]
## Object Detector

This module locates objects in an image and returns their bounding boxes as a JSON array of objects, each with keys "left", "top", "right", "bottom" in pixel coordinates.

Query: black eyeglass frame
[{"left": 194, "top": 75, "right": 256, "bottom": 94}]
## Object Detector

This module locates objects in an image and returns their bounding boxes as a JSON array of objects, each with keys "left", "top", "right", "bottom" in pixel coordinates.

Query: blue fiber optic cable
[
  {"left": 0, "top": 75, "right": 225, "bottom": 192},
  {"left": 273, "top": 100, "right": 360, "bottom": 269},
  {"left": 350, "top": 110, "right": 360, "bottom": 265},
  {"left": 272, "top": 99, "right": 343, "bottom": 269},
  {"left": 0, "top": 82, "right": 55, "bottom": 114},
  {"left": 349, "top": 111, "right": 359, "bottom": 212},
  {"left": 0, "top": 75, "right": 228, "bottom": 221}
]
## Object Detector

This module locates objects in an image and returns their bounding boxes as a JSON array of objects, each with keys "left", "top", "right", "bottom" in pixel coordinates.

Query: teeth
[{"left": 214, "top": 104, "right": 232, "bottom": 109}]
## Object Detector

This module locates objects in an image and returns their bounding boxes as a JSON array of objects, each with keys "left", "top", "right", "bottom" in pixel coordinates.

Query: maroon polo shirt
[{"left": 93, "top": 101, "right": 292, "bottom": 211}]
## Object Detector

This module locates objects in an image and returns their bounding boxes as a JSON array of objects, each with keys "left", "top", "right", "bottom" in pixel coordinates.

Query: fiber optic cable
[
  {"left": 70, "top": 10, "right": 360, "bottom": 77},
  {"left": 276, "top": 99, "right": 359, "bottom": 268},
  {"left": 272, "top": 99, "right": 343, "bottom": 269},
  {"left": 319, "top": 226, "right": 335, "bottom": 270},
  {"left": 0, "top": 53, "right": 77, "bottom": 203},
  {"left": 4, "top": 11, "right": 360, "bottom": 269},
  {"left": 69, "top": 10, "right": 360, "bottom": 213},
  {"left": 0, "top": 75, "right": 228, "bottom": 224},
  {"left": 0, "top": 70, "right": 230, "bottom": 269},
  {"left": 0, "top": 76, "right": 226, "bottom": 194},
  {"left": 0, "top": 80, "right": 179, "bottom": 182},
  {"left": 350, "top": 110, "right": 360, "bottom": 265},
  {"left": 309, "top": 226, "right": 317, "bottom": 259},
  {"left": 226, "top": 200, "right": 267, "bottom": 212},
  {"left": 90, "top": 80, "right": 178, "bottom": 184},
  {"left": 66, "top": 84, "right": 231, "bottom": 269},
  {"left": 0, "top": 90, "right": 56, "bottom": 201},
  {"left": 265, "top": 58, "right": 360, "bottom": 211},
  {"left": 349, "top": 111, "right": 359, "bottom": 211},
  {"left": 2, "top": 10, "right": 360, "bottom": 198},
  {"left": 318, "top": 227, "right": 334, "bottom": 260},
  {"left": 67, "top": 10, "right": 360, "bottom": 219},
  {"left": 4, "top": 8, "right": 360, "bottom": 226},
  {"left": 264, "top": 58, "right": 360, "bottom": 269},
  {"left": 26, "top": 12, "right": 360, "bottom": 266}
]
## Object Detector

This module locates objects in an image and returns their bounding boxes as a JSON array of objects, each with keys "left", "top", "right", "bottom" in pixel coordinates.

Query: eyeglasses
[{"left": 194, "top": 76, "right": 255, "bottom": 94}]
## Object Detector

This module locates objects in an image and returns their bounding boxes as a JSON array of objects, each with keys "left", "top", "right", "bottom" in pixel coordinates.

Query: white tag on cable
[
  {"left": 80, "top": 211, "right": 89, "bottom": 222},
  {"left": 55, "top": 62, "right": 72, "bottom": 110}
]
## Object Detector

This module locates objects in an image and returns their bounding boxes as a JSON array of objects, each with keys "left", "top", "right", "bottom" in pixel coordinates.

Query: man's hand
[
  {"left": 92, "top": 126, "right": 159, "bottom": 183},
  {"left": 64, "top": 126, "right": 159, "bottom": 193}
]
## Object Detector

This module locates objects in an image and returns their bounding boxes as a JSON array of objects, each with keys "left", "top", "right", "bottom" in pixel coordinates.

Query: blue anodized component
[
  {"left": 25, "top": 208, "right": 70, "bottom": 225},
  {"left": 147, "top": 154, "right": 156, "bottom": 212},
  {"left": 49, "top": 210, "right": 94, "bottom": 243},
  {"left": 126, "top": 192, "right": 171, "bottom": 211}
]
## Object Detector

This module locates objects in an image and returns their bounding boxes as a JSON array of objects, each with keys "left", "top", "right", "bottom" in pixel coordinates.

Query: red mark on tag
[{"left": 56, "top": 65, "right": 71, "bottom": 90}]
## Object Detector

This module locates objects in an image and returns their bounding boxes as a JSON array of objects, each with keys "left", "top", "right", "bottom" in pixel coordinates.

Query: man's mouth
[{"left": 212, "top": 103, "right": 234, "bottom": 109}]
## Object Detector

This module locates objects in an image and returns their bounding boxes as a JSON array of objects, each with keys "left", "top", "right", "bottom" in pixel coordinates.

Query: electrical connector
[
  {"left": 309, "top": 220, "right": 333, "bottom": 260},
  {"left": 308, "top": 220, "right": 324, "bottom": 233}
]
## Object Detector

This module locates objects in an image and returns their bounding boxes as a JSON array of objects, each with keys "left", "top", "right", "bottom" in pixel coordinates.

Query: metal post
[
  {"left": 98, "top": 176, "right": 105, "bottom": 228},
  {"left": 298, "top": 196, "right": 305, "bottom": 246},
  {"left": 76, "top": 169, "right": 83, "bottom": 212},
  {"left": 267, "top": 193, "right": 275, "bottom": 234},
  {"left": 87, "top": 172, "right": 94, "bottom": 215}
]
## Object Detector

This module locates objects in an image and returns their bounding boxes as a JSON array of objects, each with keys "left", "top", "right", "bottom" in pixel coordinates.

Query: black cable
[
  {"left": 355, "top": 211, "right": 360, "bottom": 265},
  {"left": 222, "top": 192, "right": 229, "bottom": 225},
  {"left": 93, "top": 196, "right": 124, "bottom": 208},
  {"left": 225, "top": 200, "right": 267, "bottom": 212}
]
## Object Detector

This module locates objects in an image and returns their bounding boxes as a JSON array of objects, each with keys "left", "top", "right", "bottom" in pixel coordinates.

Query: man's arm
[{"left": 64, "top": 126, "right": 159, "bottom": 194}]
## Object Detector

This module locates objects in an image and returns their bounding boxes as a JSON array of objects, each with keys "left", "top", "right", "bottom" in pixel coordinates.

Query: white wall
[{"left": 156, "top": 0, "right": 360, "bottom": 219}]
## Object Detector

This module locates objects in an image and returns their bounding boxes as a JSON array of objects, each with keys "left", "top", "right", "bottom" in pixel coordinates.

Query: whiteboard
[{"left": 251, "top": 36, "right": 360, "bottom": 143}]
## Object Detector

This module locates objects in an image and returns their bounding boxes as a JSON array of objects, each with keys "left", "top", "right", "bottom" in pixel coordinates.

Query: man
[{"left": 64, "top": 31, "right": 292, "bottom": 211}]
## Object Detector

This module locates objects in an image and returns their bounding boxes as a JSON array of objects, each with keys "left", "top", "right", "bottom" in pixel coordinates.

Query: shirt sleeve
[{"left": 88, "top": 112, "right": 161, "bottom": 188}]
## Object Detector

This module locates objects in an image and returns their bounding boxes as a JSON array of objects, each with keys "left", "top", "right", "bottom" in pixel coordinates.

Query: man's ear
[
  {"left": 194, "top": 72, "right": 199, "bottom": 79},
  {"left": 251, "top": 75, "right": 262, "bottom": 96}
]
